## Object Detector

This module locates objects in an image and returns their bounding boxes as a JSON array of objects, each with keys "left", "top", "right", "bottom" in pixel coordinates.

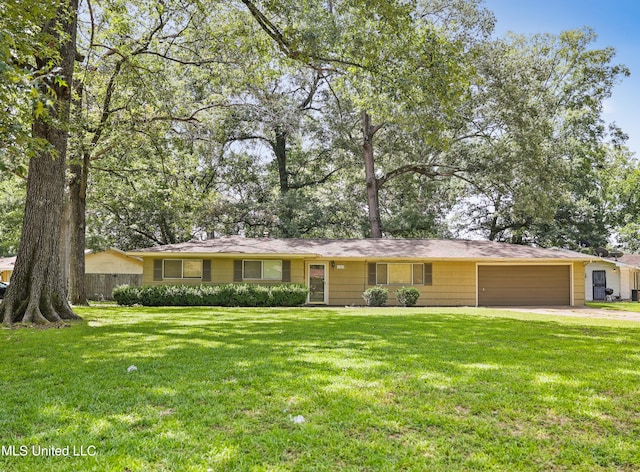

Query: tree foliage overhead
[
  {"left": 0, "top": 2, "right": 65, "bottom": 170},
  {"left": 0, "top": 0, "right": 636, "bottom": 314},
  {"left": 449, "top": 28, "right": 629, "bottom": 248}
]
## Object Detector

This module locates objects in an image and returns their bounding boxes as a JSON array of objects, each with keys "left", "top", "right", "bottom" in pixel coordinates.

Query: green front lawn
[{"left": 2, "top": 306, "right": 640, "bottom": 471}]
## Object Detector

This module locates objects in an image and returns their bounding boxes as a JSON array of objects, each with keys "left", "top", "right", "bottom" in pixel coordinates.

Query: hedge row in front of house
[{"left": 112, "top": 283, "right": 308, "bottom": 307}]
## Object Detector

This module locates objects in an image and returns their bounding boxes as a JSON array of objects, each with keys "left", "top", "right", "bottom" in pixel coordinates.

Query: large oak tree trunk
[
  {"left": 362, "top": 111, "right": 383, "bottom": 238},
  {"left": 1, "top": 0, "right": 81, "bottom": 324}
]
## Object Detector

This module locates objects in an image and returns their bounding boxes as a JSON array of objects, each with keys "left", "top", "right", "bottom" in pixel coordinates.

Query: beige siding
[
  {"left": 85, "top": 251, "right": 143, "bottom": 274},
  {"left": 326, "top": 260, "right": 476, "bottom": 306},
  {"left": 425, "top": 262, "right": 476, "bottom": 306},
  {"left": 289, "top": 260, "right": 305, "bottom": 284},
  {"left": 325, "top": 261, "right": 368, "bottom": 306},
  {"left": 573, "top": 262, "right": 585, "bottom": 306},
  {"left": 142, "top": 257, "right": 156, "bottom": 285}
]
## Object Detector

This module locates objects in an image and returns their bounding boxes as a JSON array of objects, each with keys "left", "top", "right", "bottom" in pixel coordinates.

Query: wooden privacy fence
[{"left": 85, "top": 274, "right": 142, "bottom": 300}]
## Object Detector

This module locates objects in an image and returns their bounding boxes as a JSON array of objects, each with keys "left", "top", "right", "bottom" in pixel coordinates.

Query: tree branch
[
  {"left": 240, "top": 0, "right": 297, "bottom": 58},
  {"left": 240, "top": 0, "right": 365, "bottom": 72},
  {"left": 377, "top": 163, "right": 463, "bottom": 189},
  {"left": 146, "top": 104, "right": 226, "bottom": 124},
  {"left": 298, "top": 72, "right": 322, "bottom": 110},
  {"left": 289, "top": 166, "right": 344, "bottom": 190},
  {"left": 137, "top": 49, "right": 238, "bottom": 67}
]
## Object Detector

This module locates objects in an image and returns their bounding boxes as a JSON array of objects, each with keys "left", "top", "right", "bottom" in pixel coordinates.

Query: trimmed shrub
[
  {"left": 113, "top": 283, "right": 308, "bottom": 307},
  {"left": 112, "top": 285, "right": 142, "bottom": 306},
  {"left": 362, "top": 286, "right": 388, "bottom": 307},
  {"left": 395, "top": 286, "right": 420, "bottom": 307},
  {"left": 269, "top": 283, "right": 309, "bottom": 307}
]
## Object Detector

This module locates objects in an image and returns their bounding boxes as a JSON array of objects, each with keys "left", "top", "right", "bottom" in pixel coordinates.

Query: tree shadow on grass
[{"left": 2, "top": 307, "right": 640, "bottom": 470}]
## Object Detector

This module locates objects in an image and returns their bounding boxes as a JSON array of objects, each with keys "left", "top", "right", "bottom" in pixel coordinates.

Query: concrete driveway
[{"left": 498, "top": 306, "right": 640, "bottom": 322}]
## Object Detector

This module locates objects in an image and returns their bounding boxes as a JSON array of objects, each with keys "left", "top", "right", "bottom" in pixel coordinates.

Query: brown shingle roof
[
  {"left": 128, "top": 237, "right": 596, "bottom": 261},
  {"left": 617, "top": 254, "right": 640, "bottom": 267}
]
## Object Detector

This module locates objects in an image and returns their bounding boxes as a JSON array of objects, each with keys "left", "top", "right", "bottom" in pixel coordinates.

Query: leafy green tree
[
  {"left": 1, "top": 0, "right": 81, "bottom": 324},
  {"left": 450, "top": 29, "right": 629, "bottom": 247},
  {"left": 611, "top": 148, "right": 640, "bottom": 252},
  {"left": 240, "top": 0, "right": 491, "bottom": 238},
  {"left": 205, "top": 65, "right": 351, "bottom": 237},
  {"left": 0, "top": 176, "right": 25, "bottom": 256},
  {"left": 0, "top": 3, "right": 49, "bottom": 168},
  {"left": 86, "top": 120, "right": 217, "bottom": 249},
  {"left": 67, "top": 0, "right": 244, "bottom": 297}
]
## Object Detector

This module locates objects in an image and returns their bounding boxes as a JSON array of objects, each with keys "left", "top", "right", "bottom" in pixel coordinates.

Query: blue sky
[{"left": 483, "top": 0, "right": 640, "bottom": 157}]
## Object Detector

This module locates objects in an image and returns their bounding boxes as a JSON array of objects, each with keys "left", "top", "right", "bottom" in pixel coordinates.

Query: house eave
[
  {"left": 128, "top": 252, "right": 594, "bottom": 263},
  {"left": 127, "top": 251, "right": 317, "bottom": 259}
]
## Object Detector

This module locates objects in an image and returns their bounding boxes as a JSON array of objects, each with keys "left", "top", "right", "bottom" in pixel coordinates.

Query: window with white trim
[
  {"left": 243, "top": 260, "right": 282, "bottom": 280},
  {"left": 163, "top": 259, "right": 203, "bottom": 279},
  {"left": 377, "top": 263, "right": 425, "bottom": 285}
]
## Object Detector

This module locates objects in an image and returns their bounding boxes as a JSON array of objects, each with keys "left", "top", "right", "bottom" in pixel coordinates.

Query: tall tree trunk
[
  {"left": 1, "top": 0, "right": 81, "bottom": 324},
  {"left": 69, "top": 150, "right": 89, "bottom": 305},
  {"left": 275, "top": 128, "right": 289, "bottom": 194},
  {"left": 67, "top": 59, "right": 123, "bottom": 302},
  {"left": 273, "top": 127, "right": 295, "bottom": 237},
  {"left": 488, "top": 215, "right": 500, "bottom": 241},
  {"left": 60, "top": 189, "right": 72, "bottom": 296},
  {"left": 362, "top": 110, "right": 383, "bottom": 238},
  {"left": 69, "top": 79, "right": 89, "bottom": 306}
]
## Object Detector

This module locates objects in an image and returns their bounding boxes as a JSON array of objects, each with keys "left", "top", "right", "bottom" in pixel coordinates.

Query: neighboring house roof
[
  {"left": 85, "top": 248, "right": 144, "bottom": 275},
  {"left": 617, "top": 254, "right": 640, "bottom": 268},
  {"left": 0, "top": 256, "right": 16, "bottom": 271},
  {"left": 85, "top": 248, "right": 143, "bottom": 263},
  {"left": 0, "top": 249, "right": 142, "bottom": 271},
  {"left": 589, "top": 258, "right": 638, "bottom": 270},
  {"left": 128, "top": 237, "right": 598, "bottom": 261}
]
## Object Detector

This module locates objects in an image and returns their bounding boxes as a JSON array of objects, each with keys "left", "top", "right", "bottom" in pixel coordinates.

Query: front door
[
  {"left": 593, "top": 270, "right": 607, "bottom": 301},
  {"left": 308, "top": 263, "right": 328, "bottom": 304}
]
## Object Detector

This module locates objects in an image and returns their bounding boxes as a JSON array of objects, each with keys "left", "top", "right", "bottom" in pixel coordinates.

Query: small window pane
[
  {"left": 263, "top": 260, "right": 282, "bottom": 280},
  {"left": 164, "top": 260, "right": 182, "bottom": 278},
  {"left": 424, "top": 263, "right": 433, "bottom": 286},
  {"left": 183, "top": 260, "right": 202, "bottom": 278},
  {"left": 389, "top": 264, "right": 412, "bottom": 285},
  {"left": 243, "top": 261, "right": 262, "bottom": 279},
  {"left": 377, "top": 263, "right": 388, "bottom": 285},
  {"left": 413, "top": 264, "right": 423, "bottom": 285}
]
